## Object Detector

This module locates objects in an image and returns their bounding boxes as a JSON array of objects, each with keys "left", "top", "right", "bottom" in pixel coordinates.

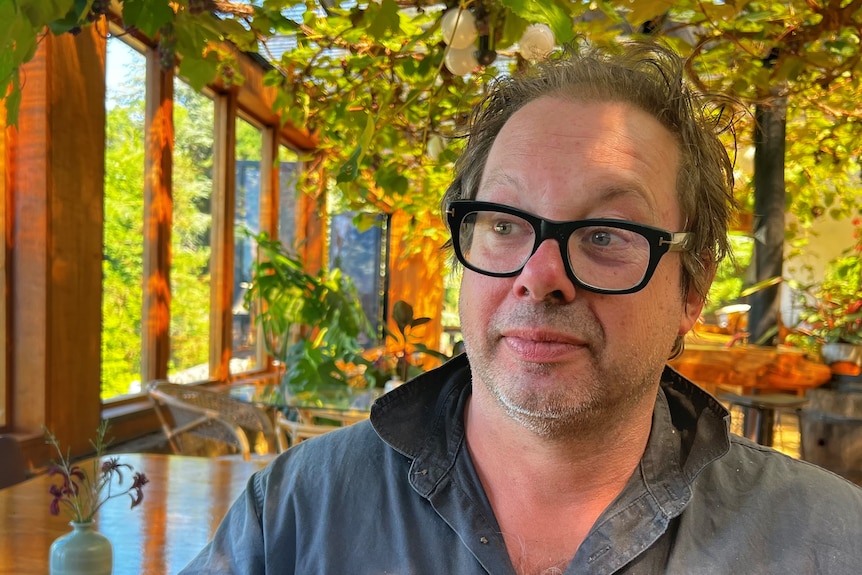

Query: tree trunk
[{"left": 748, "top": 96, "right": 787, "bottom": 345}]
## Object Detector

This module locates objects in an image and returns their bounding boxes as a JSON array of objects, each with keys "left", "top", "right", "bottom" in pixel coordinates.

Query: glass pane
[
  {"left": 329, "top": 212, "right": 386, "bottom": 345},
  {"left": 168, "top": 79, "right": 214, "bottom": 382},
  {"left": 101, "top": 37, "right": 146, "bottom": 399},
  {"left": 278, "top": 146, "right": 301, "bottom": 252},
  {"left": 231, "top": 118, "right": 263, "bottom": 373}
]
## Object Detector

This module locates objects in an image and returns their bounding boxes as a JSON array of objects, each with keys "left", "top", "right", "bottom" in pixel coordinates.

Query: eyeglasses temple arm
[{"left": 661, "top": 232, "right": 694, "bottom": 252}]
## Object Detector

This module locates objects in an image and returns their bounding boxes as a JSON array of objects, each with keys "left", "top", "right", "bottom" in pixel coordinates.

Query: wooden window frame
[{"left": 2, "top": 24, "right": 317, "bottom": 464}]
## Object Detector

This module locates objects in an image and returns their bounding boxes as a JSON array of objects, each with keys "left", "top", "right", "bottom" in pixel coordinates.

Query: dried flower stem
[{"left": 44, "top": 420, "right": 148, "bottom": 523}]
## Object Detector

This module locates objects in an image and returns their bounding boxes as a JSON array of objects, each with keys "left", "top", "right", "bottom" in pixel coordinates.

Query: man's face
[{"left": 458, "top": 96, "right": 703, "bottom": 435}]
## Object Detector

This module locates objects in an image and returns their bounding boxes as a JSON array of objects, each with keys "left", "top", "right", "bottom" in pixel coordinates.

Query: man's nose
[{"left": 512, "top": 239, "right": 576, "bottom": 303}]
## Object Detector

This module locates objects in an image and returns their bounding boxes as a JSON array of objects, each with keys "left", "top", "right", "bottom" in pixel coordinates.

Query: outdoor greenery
[
  {"left": 703, "top": 233, "right": 755, "bottom": 315},
  {"left": 4, "top": 0, "right": 861, "bottom": 242},
  {"left": 102, "top": 72, "right": 217, "bottom": 398},
  {"left": 168, "top": 81, "right": 216, "bottom": 379},
  {"left": 101, "top": 47, "right": 277, "bottom": 397},
  {"left": 101, "top": 62, "right": 146, "bottom": 398},
  {"left": 5, "top": 0, "right": 862, "bottom": 375}
]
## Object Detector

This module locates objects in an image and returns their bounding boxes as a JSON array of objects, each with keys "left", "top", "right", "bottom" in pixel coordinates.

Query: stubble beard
[{"left": 464, "top": 303, "right": 659, "bottom": 440}]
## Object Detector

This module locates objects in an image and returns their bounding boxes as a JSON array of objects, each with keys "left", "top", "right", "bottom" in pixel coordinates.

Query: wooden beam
[
  {"left": 141, "top": 50, "right": 174, "bottom": 385},
  {"left": 210, "top": 91, "right": 238, "bottom": 381},
  {"left": 0, "top": 85, "right": 8, "bottom": 430},
  {"left": 260, "top": 126, "right": 279, "bottom": 238},
  {"left": 11, "top": 27, "right": 106, "bottom": 456}
]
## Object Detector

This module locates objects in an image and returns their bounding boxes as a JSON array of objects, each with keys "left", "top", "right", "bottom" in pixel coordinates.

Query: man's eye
[
  {"left": 591, "top": 231, "right": 613, "bottom": 246},
  {"left": 493, "top": 221, "right": 513, "bottom": 235}
]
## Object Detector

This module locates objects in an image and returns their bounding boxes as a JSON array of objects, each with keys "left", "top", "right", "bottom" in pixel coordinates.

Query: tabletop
[
  {"left": 228, "top": 383, "right": 375, "bottom": 425},
  {"left": 0, "top": 452, "right": 270, "bottom": 575}
]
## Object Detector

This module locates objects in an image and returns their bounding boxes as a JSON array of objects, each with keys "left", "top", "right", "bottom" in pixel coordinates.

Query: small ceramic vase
[{"left": 49, "top": 520, "right": 113, "bottom": 575}]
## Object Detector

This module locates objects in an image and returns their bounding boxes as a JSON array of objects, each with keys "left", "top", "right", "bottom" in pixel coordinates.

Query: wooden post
[
  {"left": 141, "top": 51, "right": 174, "bottom": 385},
  {"left": 209, "top": 90, "right": 238, "bottom": 382},
  {"left": 10, "top": 28, "right": 106, "bottom": 455}
]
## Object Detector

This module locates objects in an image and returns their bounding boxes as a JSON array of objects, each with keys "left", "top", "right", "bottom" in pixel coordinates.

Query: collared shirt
[{"left": 180, "top": 354, "right": 862, "bottom": 574}]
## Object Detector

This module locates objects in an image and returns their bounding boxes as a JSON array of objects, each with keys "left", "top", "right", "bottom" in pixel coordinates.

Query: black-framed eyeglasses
[{"left": 446, "top": 200, "right": 694, "bottom": 295}]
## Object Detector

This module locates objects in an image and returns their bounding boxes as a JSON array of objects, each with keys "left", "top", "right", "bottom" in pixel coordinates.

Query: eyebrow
[
  {"left": 592, "top": 185, "right": 657, "bottom": 214},
  {"left": 479, "top": 173, "right": 659, "bottom": 223},
  {"left": 477, "top": 172, "right": 523, "bottom": 196}
]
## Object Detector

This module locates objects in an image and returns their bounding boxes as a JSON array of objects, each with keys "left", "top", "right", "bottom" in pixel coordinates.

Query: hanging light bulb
[
  {"left": 519, "top": 23, "right": 555, "bottom": 61},
  {"left": 444, "top": 46, "right": 478, "bottom": 76},
  {"left": 441, "top": 8, "right": 478, "bottom": 50},
  {"left": 426, "top": 134, "right": 445, "bottom": 161}
]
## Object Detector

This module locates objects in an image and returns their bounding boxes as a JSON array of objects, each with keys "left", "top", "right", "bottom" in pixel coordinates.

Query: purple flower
[
  {"left": 128, "top": 472, "right": 149, "bottom": 509},
  {"left": 44, "top": 422, "right": 148, "bottom": 523}
]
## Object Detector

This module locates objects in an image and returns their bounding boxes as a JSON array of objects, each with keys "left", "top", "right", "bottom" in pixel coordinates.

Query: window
[
  {"left": 4, "top": 17, "right": 324, "bottom": 458},
  {"left": 329, "top": 212, "right": 388, "bottom": 344},
  {"left": 168, "top": 79, "right": 214, "bottom": 382},
  {"left": 231, "top": 118, "right": 264, "bottom": 373},
  {"left": 278, "top": 145, "right": 300, "bottom": 251},
  {"left": 101, "top": 37, "right": 146, "bottom": 399}
]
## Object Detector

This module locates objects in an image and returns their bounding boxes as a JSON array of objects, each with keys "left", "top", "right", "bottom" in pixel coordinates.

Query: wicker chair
[
  {"left": 275, "top": 413, "right": 342, "bottom": 449},
  {"left": 147, "top": 380, "right": 279, "bottom": 460}
]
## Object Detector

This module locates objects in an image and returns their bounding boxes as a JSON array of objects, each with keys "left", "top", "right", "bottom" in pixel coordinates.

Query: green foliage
[
  {"left": 101, "top": 56, "right": 215, "bottom": 398},
  {"left": 366, "top": 299, "right": 450, "bottom": 384},
  {"left": 244, "top": 231, "right": 375, "bottom": 395},
  {"left": 787, "top": 239, "right": 862, "bottom": 348},
  {"left": 101, "top": 67, "right": 146, "bottom": 399},
  {"left": 168, "top": 80, "right": 214, "bottom": 377},
  {"left": 8, "top": 1, "right": 862, "bottom": 372},
  {"left": 705, "top": 233, "right": 755, "bottom": 314}
]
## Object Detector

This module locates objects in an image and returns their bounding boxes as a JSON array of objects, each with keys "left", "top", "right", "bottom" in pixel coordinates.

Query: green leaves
[
  {"left": 391, "top": 300, "right": 430, "bottom": 338},
  {"left": 3, "top": 0, "right": 862, "bottom": 253},
  {"left": 122, "top": 0, "right": 173, "bottom": 37},
  {"left": 363, "top": 0, "right": 401, "bottom": 40},
  {"left": 20, "top": 0, "right": 76, "bottom": 28},
  {"left": 335, "top": 112, "right": 375, "bottom": 184},
  {"left": 502, "top": 0, "right": 575, "bottom": 44},
  {"left": 0, "top": 0, "right": 50, "bottom": 122},
  {"left": 42, "top": 0, "right": 85, "bottom": 35},
  {"left": 244, "top": 231, "right": 373, "bottom": 395}
]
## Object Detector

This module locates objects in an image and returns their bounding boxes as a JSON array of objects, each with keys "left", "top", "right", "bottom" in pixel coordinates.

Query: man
[{"left": 181, "top": 42, "right": 862, "bottom": 574}]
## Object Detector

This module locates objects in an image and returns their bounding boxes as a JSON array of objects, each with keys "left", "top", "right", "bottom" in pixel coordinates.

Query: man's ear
[{"left": 678, "top": 263, "right": 716, "bottom": 335}]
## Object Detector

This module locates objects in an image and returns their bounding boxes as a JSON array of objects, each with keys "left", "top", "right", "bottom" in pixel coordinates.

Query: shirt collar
[{"left": 370, "top": 355, "right": 731, "bottom": 500}]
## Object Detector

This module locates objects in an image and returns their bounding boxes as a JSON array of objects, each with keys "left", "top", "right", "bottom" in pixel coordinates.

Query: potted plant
[
  {"left": 44, "top": 421, "right": 149, "bottom": 575},
  {"left": 788, "top": 245, "right": 862, "bottom": 375},
  {"left": 244, "top": 231, "right": 376, "bottom": 399},
  {"left": 367, "top": 300, "right": 450, "bottom": 389}
]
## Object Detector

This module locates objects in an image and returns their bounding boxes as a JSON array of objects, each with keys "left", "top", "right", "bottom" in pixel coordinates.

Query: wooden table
[
  {"left": 0, "top": 453, "right": 269, "bottom": 575},
  {"left": 669, "top": 343, "right": 832, "bottom": 396}
]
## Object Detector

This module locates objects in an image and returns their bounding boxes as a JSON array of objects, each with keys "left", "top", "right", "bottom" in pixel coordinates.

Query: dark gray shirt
[{"left": 180, "top": 354, "right": 862, "bottom": 574}]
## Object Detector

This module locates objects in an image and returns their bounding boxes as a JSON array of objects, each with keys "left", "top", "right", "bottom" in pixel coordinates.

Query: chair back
[
  {"left": 0, "top": 435, "right": 28, "bottom": 489},
  {"left": 276, "top": 414, "right": 342, "bottom": 449},
  {"left": 147, "top": 380, "right": 278, "bottom": 460}
]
